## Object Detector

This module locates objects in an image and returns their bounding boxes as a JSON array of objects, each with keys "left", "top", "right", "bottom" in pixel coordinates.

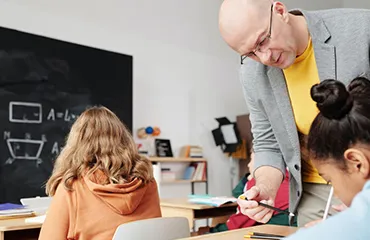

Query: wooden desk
[
  {"left": 0, "top": 216, "right": 44, "bottom": 240},
  {"left": 160, "top": 198, "right": 237, "bottom": 231},
  {"left": 178, "top": 224, "right": 298, "bottom": 239}
]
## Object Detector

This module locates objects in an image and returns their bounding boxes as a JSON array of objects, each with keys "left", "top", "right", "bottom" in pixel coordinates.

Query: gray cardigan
[{"left": 241, "top": 8, "right": 370, "bottom": 215}]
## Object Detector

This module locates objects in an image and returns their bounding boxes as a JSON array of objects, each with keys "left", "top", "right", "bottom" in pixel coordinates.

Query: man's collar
[{"left": 289, "top": 8, "right": 331, "bottom": 43}]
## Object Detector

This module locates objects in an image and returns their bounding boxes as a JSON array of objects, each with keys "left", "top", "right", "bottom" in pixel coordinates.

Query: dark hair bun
[
  {"left": 310, "top": 79, "right": 353, "bottom": 120},
  {"left": 348, "top": 76, "right": 370, "bottom": 95}
]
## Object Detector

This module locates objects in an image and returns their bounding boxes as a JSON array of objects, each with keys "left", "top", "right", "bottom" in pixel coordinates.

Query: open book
[{"left": 188, "top": 195, "right": 238, "bottom": 207}]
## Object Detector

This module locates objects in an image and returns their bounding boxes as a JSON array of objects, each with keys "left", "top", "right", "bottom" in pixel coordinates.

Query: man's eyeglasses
[{"left": 240, "top": 4, "right": 273, "bottom": 65}]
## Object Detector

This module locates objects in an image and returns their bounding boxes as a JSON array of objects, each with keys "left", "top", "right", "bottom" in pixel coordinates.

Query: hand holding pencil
[
  {"left": 237, "top": 186, "right": 276, "bottom": 223},
  {"left": 239, "top": 195, "right": 295, "bottom": 217}
]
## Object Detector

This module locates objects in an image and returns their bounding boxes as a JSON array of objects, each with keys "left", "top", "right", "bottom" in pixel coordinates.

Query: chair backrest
[{"left": 112, "top": 217, "right": 190, "bottom": 240}]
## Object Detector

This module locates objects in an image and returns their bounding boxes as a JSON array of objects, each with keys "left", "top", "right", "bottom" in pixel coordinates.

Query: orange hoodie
[{"left": 38, "top": 173, "right": 161, "bottom": 240}]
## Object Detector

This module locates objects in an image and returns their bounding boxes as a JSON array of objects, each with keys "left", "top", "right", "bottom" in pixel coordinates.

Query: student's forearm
[{"left": 254, "top": 166, "right": 283, "bottom": 199}]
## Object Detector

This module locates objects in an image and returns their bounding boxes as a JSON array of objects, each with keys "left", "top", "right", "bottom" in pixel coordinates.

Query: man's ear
[
  {"left": 344, "top": 148, "right": 370, "bottom": 178},
  {"left": 273, "top": 1, "right": 289, "bottom": 22}
]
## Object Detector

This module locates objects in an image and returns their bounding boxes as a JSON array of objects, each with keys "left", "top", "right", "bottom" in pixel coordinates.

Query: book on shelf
[
  {"left": 180, "top": 145, "right": 204, "bottom": 158},
  {"left": 188, "top": 194, "right": 238, "bottom": 207},
  {"left": 152, "top": 165, "right": 177, "bottom": 182},
  {"left": 161, "top": 170, "right": 176, "bottom": 181},
  {"left": 183, "top": 166, "right": 196, "bottom": 180},
  {"left": 183, "top": 162, "right": 206, "bottom": 181}
]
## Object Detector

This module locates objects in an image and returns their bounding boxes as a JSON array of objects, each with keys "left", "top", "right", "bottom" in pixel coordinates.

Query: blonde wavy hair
[{"left": 45, "top": 106, "right": 153, "bottom": 196}]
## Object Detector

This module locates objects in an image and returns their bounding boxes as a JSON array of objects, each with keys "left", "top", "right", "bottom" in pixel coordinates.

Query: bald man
[{"left": 219, "top": 0, "right": 370, "bottom": 226}]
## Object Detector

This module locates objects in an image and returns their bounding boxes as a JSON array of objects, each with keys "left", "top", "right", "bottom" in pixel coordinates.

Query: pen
[
  {"left": 247, "top": 232, "right": 285, "bottom": 238},
  {"left": 244, "top": 234, "right": 283, "bottom": 239},
  {"left": 239, "top": 195, "right": 295, "bottom": 217},
  {"left": 322, "top": 186, "right": 334, "bottom": 220}
]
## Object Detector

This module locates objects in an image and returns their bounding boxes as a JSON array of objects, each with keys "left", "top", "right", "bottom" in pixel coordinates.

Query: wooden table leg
[{"left": 0, "top": 231, "right": 4, "bottom": 240}]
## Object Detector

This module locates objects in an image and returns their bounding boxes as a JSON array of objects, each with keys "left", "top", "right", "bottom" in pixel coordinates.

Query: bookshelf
[{"left": 149, "top": 157, "right": 208, "bottom": 195}]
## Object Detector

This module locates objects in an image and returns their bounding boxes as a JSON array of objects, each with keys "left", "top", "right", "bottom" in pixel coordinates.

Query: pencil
[
  {"left": 244, "top": 234, "right": 283, "bottom": 239},
  {"left": 247, "top": 231, "right": 285, "bottom": 238},
  {"left": 322, "top": 186, "right": 334, "bottom": 220},
  {"left": 239, "top": 195, "right": 295, "bottom": 217}
]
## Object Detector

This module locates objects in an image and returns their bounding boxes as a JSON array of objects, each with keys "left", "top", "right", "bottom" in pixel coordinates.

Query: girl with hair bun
[{"left": 285, "top": 77, "right": 370, "bottom": 239}]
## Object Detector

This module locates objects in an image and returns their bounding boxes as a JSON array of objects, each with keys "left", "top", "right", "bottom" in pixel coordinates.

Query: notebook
[
  {"left": 0, "top": 203, "right": 35, "bottom": 220},
  {"left": 0, "top": 203, "right": 24, "bottom": 211},
  {"left": 188, "top": 194, "right": 238, "bottom": 207},
  {"left": 20, "top": 196, "right": 52, "bottom": 215}
]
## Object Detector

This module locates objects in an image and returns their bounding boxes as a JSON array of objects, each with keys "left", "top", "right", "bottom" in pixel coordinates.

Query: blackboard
[{"left": 0, "top": 26, "right": 133, "bottom": 203}]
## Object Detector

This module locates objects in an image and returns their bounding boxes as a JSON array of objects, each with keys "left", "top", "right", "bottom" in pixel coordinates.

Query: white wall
[
  {"left": 0, "top": 0, "right": 367, "bottom": 200},
  {"left": 284, "top": 0, "right": 342, "bottom": 10},
  {"left": 343, "top": 0, "right": 370, "bottom": 9},
  {"left": 0, "top": 0, "right": 247, "bottom": 198}
]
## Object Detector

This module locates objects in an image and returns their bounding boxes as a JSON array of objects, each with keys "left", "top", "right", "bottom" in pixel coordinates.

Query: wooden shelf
[
  {"left": 161, "top": 180, "right": 207, "bottom": 184},
  {"left": 148, "top": 157, "right": 206, "bottom": 162}
]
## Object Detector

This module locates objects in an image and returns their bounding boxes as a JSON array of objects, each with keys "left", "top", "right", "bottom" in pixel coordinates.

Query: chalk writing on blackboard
[
  {"left": 47, "top": 108, "right": 77, "bottom": 122},
  {"left": 9, "top": 102, "right": 42, "bottom": 124},
  {"left": 3, "top": 101, "right": 80, "bottom": 167},
  {"left": 6, "top": 138, "right": 44, "bottom": 159},
  {"left": 0, "top": 25, "right": 133, "bottom": 204}
]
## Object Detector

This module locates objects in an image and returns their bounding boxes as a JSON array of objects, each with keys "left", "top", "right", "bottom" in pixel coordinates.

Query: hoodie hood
[{"left": 83, "top": 171, "right": 149, "bottom": 215}]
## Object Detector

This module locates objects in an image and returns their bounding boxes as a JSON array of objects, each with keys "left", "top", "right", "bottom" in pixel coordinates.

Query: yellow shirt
[{"left": 283, "top": 39, "right": 326, "bottom": 184}]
